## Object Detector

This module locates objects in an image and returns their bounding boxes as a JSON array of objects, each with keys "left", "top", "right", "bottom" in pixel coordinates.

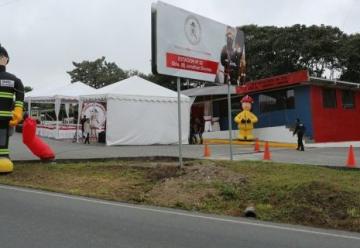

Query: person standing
[
  {"left": 219, "top": 26, "right": 244, "bottom": 85},
  {"left": 194, "top": 117, "right": 204, "bottom": 144},
  {"left": 80, "top": 115, "right": 87, "bottom": 138},
  {"left": 0, "top": 44, "right": 24, "bottom": 173},
  {"left": 293, "top": 118, "right": 306, "bottom": 151},
  {"left": 83, "top": 118, "right": 91, "bottom": 144}
]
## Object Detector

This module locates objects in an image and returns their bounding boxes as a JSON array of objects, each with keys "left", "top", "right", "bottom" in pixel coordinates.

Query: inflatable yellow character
[{"left": 234, "top": 95, "right": 258, "bottom": 140}]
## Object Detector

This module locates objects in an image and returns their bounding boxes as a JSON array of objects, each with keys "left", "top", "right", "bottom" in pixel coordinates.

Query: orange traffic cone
[
  {"left": 263, "top": 141, "right": 271, "bottom": 160},
  {"left": 346, "top": 145, "right": 356, "bottom": 168},
  {"left": 254, "top": 138, "right": 260, "bottom": 152},
  {"left": 204, "top": 143, "right": 211, "bottom": 157}
]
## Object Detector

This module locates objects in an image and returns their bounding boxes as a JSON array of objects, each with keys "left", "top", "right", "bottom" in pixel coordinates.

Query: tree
[
  {"left": 241, "top": 24, "right": 346, "bottom": 81},
  {"left": 339, "top": 34, "right": 360, "bottom": 82},
  {"left": 67, "top": 57, "right": 128, "bottom": 89},
  {"left": 24, "top": 86, "right": 33, "bottom": 93}
]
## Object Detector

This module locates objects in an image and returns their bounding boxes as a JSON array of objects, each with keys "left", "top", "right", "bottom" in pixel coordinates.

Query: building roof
[
  {"left": 181, "top": 85, "right": 236, "bottom": 97},
  {"left": 182, "top": 71, "right": 360, "bottom": 98},
  {"left": 236, "top": 70, "right": 360, "bottom": 95},
  {"left": 309, "top": 77, "right": 360, "bottom": 89}
]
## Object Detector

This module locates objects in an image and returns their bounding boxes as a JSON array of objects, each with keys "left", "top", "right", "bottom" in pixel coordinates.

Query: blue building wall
[
  {"left": 219, "top": 113, "right": 240, "bottom": 131},
  {"left": 251, "top": 86, "right": 314, "bottom": 138}
]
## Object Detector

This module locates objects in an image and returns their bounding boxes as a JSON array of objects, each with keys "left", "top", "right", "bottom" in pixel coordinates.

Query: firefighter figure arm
[
  {"left": 9, "top": 78, "right": 24, "bottom": 127},
  {"left": 247, "top": 111, "right": 258, "bottom": 124},
  {"left": 234, "top": 112, "right": 244, "bottom": 124}
]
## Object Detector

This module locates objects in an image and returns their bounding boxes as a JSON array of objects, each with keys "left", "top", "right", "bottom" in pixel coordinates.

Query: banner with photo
[
  {"left": 81, "top": 102, "right": 107, "bottom": 130},
  {"left": 152, "top": 1, "right": 245, "bottom": 84}
]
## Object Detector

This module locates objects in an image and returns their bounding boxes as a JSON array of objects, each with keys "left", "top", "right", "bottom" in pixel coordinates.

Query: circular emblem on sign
[{"left": 184, "top": 16, "right": 201, "bottom": 45}]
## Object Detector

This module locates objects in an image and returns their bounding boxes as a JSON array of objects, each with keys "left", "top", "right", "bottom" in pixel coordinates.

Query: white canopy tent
[
  {"left": 25, "top": 82, "right": 97, "bottom": 138},
  {"left": 80, "top": 76, "right": 192, "bottom": 146}
]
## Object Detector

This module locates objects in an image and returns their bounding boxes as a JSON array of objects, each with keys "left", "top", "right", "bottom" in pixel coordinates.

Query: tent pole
[
  {"left": 177, "top": 77, "right": 183, "bottom": 168},
  {"left": 56, "top": 99, "right": 60, "bottom": 139},
  {"left": 28, "top": 99, "right": 32, "bottom": 117},
  {"left": 56, "top": 114, "right": 59, "bottom": 139},
  {"left": 76, "top": 100, "right": 82, "bottom": 143}
]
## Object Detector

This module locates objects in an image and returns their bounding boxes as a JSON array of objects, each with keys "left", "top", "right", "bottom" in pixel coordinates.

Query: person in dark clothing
[
  {"left": 194, "top": 118, "right": 204, "bottom": 144},
  {"left": 80, "top": 115, "right": 87, "bottom": 138},
  {"left": 189, "top": 117, "right": 196, "bottom": 144},
  {"left": 220, "top": 27, "right": 241, "bottom": 85},
  {"left": 189, "top": 117, "right": 203, "bottom": 144},
  {"left": 293, "top": 118, "right": 306, "bottom": 151},
  {"left": 218, "top": 27, "right": 245, "bottom": 85},
  {"left": 0, "top": 44, "right": 24, "bottom": 173}
]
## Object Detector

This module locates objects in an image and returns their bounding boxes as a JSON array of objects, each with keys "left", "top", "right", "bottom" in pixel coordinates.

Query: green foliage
[
  {"left": 67, "top": 57, "right": 201, "bottom": 90},
  {"left": 339, "top": 34, "right": 360, "bottom": 82},
  {"left": 241, "top": 24, "right": 360, "bottom": 83},
  {"left": 67, "top": 56, "right": 128, "bottom": 89},
  {"left": 24, "top": 86, "right": 33, "bottom": 93},
  {"left": 219, "top": 184, "right": 238, "bottom": 201}
]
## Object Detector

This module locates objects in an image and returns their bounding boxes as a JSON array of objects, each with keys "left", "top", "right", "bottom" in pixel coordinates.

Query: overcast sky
[{"left": 1, "top": 0, "right": 359, "bottom": 90}]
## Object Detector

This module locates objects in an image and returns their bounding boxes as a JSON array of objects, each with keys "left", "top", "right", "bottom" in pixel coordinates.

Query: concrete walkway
[{"left": 8, "top": 133, "right": 360, "bottom": 168}]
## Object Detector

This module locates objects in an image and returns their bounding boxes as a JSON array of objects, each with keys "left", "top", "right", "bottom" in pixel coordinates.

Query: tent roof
[
  {"left": 25, "top": 82, "right": 97, "bottom": 103},
  {"left": 26, "top": 84, "right": 64, "bottom": 98},
  {"left": 80, "top": 76, "right": 190, "bottom": 102}
]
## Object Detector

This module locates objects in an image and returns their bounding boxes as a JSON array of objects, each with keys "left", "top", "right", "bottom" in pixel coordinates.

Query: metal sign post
[
  {"left": 177, "top": 77, "right": 183, "bottom": 168},
  {"left": 151, "top": 3, "right": 246, "bottom": 164},
  {"left": 227, "top": 83, "right": 234, "bottom": 160}
]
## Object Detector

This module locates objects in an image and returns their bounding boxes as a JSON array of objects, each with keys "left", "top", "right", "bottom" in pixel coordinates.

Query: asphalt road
[{"left": 0, "top": 185, "right": 359, "bottom": 248}]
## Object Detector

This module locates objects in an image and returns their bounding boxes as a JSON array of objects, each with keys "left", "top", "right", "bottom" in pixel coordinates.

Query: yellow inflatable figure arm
[
  {"left": 234, "top": 112, "right": 244, "bottom": 124},
  {"left": 248, "top": 111, "right": 258, "bottom": 124}
]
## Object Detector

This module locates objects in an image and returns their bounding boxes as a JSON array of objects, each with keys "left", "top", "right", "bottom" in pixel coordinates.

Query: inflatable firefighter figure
[
  {"left": 234, "top": 95, "right": 258, "bottom": 140},
  {"left": 0, "top": 44, "right": 24, "bottom": 173}
]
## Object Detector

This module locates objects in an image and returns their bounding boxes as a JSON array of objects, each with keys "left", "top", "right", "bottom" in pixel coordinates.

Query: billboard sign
[{"left": 152, "top": 1, "right": 245, "bottom": 84}]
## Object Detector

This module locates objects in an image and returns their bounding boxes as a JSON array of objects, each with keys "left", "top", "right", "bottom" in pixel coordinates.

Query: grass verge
[{"left": 0, "top": 159, "right": 359, "bottom": 232}]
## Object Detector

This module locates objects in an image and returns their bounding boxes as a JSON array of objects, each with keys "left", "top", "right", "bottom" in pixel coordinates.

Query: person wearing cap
[
  {"left": 0, "top": 44, "right": 24, "bottom": 173},
  {"left": 219, "top": 26, "right": 243, "bottom": 85},
  {"left": 293, "top": 118, "right": 306, "bottom": 151},
  {"left": 234, "top": 95, "right": 258, "bottom": 140}
]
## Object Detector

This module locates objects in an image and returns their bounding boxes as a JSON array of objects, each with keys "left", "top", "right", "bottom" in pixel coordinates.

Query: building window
[
  {"left": 342, "top": 90, "right": 355, "bottom": 109},
  {"left": 259, "top": 89, "right": 295, "bottom": 113},
  {"left": 322, "top": 88, "right": 337, "bottom": 108},
  {"left": 231, "top": 96, "right": 242, "bottom": 112}
]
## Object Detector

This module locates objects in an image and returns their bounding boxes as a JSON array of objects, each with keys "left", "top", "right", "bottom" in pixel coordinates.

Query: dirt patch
[
  {"left": 181, "top": 164, "right": 247, "bottom": 185},
  {"left": 146, "top": 163, "right": 247, "bottom": 209},
  {"left": 146, "top": 164, "right": 183, "bottom": 181}
]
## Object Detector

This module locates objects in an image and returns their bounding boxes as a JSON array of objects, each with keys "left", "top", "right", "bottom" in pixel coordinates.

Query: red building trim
[
  {"left": 311, "top": 85, "right": 360, "bottom": 142},
  {"left": 236, "top": 70, "right": 309, "bottom": 94}
]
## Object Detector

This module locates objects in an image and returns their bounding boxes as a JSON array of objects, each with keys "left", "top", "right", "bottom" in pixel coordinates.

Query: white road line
[{"left": 1, "top": 184, "right": 360, "bottom": 241}]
